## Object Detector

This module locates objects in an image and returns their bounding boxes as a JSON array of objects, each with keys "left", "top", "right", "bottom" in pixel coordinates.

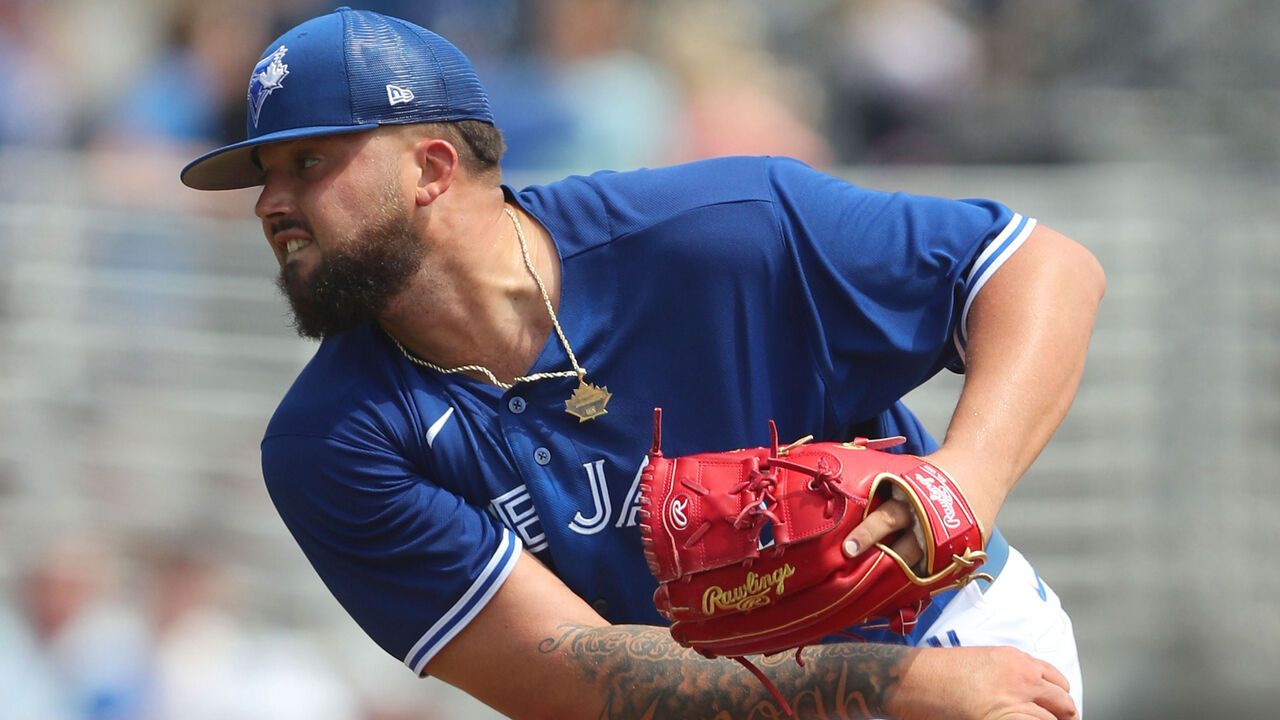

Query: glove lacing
[{"left": 721, "top": 421, "right": 863, "bottom": 717}]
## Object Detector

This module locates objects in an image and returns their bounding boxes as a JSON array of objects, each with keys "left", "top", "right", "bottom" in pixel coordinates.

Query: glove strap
[{"left": 731, "top": 655, "right": 794, "bottom": 717}]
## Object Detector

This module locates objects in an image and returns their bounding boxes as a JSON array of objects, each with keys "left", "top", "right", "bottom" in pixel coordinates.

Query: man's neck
[{"left": 379, "top": 195, "right": 560, "bottom": 387}]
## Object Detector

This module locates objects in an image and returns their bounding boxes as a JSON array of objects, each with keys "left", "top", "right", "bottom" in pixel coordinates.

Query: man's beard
[{"left": 275, "top": 206, "right": 424, "bottom": 339}]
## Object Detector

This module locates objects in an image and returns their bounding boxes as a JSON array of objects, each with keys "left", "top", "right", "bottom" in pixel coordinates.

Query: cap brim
[{"left": 180, "top": 123, "right": 379, "bottom": 191}]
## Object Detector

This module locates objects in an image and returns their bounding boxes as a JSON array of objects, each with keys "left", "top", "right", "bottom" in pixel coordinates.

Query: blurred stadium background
[{"left": 1, "top": 0, "right": 1277, "bottom": 718}]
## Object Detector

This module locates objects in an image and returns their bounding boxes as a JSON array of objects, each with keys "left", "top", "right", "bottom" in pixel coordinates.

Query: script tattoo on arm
[{"left": 538, "top": 624, "right": 912, "bottom": 720}]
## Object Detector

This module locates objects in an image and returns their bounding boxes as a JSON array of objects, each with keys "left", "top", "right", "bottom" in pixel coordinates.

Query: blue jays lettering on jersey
[{"left": 261, "top": 156, "right": 1036, "bottom": 676}]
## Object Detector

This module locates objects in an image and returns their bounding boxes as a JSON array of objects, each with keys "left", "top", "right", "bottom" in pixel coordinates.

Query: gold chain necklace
[{"left": 388, "top": 206, "right": 611, "bottom": 422}]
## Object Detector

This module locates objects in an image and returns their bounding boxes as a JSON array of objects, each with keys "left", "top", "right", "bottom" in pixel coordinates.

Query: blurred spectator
[
  {"left": 96, "top": 0, "right": 273, "bottom": 148},
  {"left": 85, "top": 0, "right": 274, "bottom": 214},
  {"left": 9, "top": 533, "right": 153, "bottom": 720},
  {"left": 320, "top": 0, "right": 524, "bottom": 61},
  {"left": 141, "top": 541, "right": 362, "bottom": 720},
  {"left": 142, "top": 544, "right": 244, "bottom": 720},
  {"left": 0, "top": 598, "right": 73, "bottom": 720},
  {"left": 478, "top": 55, "right": 577, "bottom": 174},
  {"left": 0, "top": 0, "right": 76, "bottom": 147},
  {"left": 819, "top": 0, "right": 982, "bottom": 162},
  {"left": 473, "top": 0, "right": 678, "bottom": 174},
  {"left": 653, "top": 0, "right": 833, "bottom": 168},
  {"left": 228, "top": 633, "right": 361, "bottom": 720},
  {"left": 958, "top": 0, "right": 1097, "bottom": 163},
  {"left": 528, "top": 0, "right": 678, "bottom": 172}
]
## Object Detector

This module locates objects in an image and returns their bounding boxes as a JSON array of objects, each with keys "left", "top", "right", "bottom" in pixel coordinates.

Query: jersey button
[
  {"left": 592, "top": 598, "right": 609, "bottom": 617},
  {"left": 507, "top": 396, "right": 527, "bottom": 414},
  {"left": 534, "top": 447, "right": 552, "bottom": 465}
]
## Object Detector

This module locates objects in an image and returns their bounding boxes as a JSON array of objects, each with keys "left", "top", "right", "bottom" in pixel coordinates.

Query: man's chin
[
  {"left": 281, "top": 285, "right": 379, "bottom": 340},
  {"left": 286, "top": 306, "right": 369, "bottom": 340},
  {"left": 277, "top": 273, "right": 335, "bottom": 339}
]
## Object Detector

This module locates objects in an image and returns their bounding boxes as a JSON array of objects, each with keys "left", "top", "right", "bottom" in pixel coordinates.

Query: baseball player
[{"left": 182, "top": 8, "right": 1103, "bottom": 720}]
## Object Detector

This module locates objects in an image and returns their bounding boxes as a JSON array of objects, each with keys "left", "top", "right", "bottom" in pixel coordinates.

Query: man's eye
[{"left": 297, "top": 156, "right": 321, "bottom": 170}]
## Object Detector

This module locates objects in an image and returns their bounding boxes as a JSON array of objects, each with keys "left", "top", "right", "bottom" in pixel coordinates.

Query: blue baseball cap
[{"left": 181, "top": 6, "right": 494, "bottom": 191}]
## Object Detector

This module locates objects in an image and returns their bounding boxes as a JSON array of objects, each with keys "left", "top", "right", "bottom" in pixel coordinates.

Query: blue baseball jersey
[{"left": 261, "top": 156, "right": 1037, "bottom": 676}]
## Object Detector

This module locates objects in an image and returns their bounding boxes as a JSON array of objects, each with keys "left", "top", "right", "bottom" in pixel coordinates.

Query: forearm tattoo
[{"left": 538, "top": 624, "right": 912, "bottom": 720}]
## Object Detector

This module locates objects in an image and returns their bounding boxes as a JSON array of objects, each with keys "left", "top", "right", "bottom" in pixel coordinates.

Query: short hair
[{"left": 424, "top": 120, "right": 506, "bottom": 179}]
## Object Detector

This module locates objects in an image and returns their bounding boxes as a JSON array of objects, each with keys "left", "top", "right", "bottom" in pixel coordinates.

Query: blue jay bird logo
[{"left": 249, "top": 45, "right": 289, "bottom": 128}]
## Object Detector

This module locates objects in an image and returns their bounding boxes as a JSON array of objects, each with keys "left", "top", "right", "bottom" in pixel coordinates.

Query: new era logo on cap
[{"left": 386, "top": 84, "right": 415, "bottom": 106}]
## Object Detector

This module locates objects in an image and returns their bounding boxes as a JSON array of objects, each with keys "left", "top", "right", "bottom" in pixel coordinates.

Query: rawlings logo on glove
[
  {"left": 637, "top": 408, "right": 990, "bottom": 715},
  {"left": 703, "top": 564, "right": 797, "bottom": 614}
]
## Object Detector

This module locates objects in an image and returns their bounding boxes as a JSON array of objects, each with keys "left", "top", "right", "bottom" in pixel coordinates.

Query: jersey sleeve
[
  {"left": 764, "top": 157, "right": 1036, "bottom": 417},
  {"left": 261, "top": 430, "right": 521, "bottom": 676}
]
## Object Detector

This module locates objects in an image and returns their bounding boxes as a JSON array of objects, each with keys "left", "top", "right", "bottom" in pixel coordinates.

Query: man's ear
[{"left": 414, "top": 138, "right": 459, "bottom": 206}]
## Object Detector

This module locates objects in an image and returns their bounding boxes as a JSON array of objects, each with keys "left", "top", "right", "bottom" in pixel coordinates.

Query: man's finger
[
  {"left": 1036, "top": 683, "right": 1078, "bottom": 720},
  {"left": 1037, "top": 657, "right": 1071, "bottom": 692},
  {"left": 842, "top": 498, "right": 914, "bottom": 557},
  {"left": 888, "top": 529, "right": 924, "bottom": 568},
  {"left": 998, "top": 710, "right": 1058, "bottom": 720},
  {"left": 1029, "top": 658, "right": 1077, "bottom": 720}
]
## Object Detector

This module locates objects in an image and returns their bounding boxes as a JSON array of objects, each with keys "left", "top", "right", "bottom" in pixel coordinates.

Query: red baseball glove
[{"left": 638, "top": 409, "right": 989, "bottom": 711}]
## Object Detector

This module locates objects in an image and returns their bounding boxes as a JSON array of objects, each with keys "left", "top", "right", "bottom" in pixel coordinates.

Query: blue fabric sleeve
[
  {"left": 763, "top": 157, "right": 1028, "bottom": 424},
  {"left": 262, "top": 431, "right": 520, "bottom": 676}
]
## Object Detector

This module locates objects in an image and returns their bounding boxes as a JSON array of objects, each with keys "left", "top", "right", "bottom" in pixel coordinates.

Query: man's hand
[{"left": 885, "top": 645, "right": 1078, "bottom": 720}]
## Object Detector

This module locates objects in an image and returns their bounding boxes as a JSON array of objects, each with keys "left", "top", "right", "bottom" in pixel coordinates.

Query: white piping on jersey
[
  {"left": 425, "top": 406, "right": 455, "bottom": 448},
  {"left": 404, "top": 528, "right": 522, "bottom": 675},
  {"left": 952, "top": 214, "right": 1037, "bottom": 364}
]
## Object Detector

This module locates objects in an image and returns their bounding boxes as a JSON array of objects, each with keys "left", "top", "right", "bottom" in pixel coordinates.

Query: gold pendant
[{"left": 565, "top": 379, "right": 611, "bottom": 422}]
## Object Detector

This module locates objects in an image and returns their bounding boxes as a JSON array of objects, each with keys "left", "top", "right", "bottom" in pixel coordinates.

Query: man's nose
[{"left": 254, "top": 173, "right": 294, "bottom": 220}]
